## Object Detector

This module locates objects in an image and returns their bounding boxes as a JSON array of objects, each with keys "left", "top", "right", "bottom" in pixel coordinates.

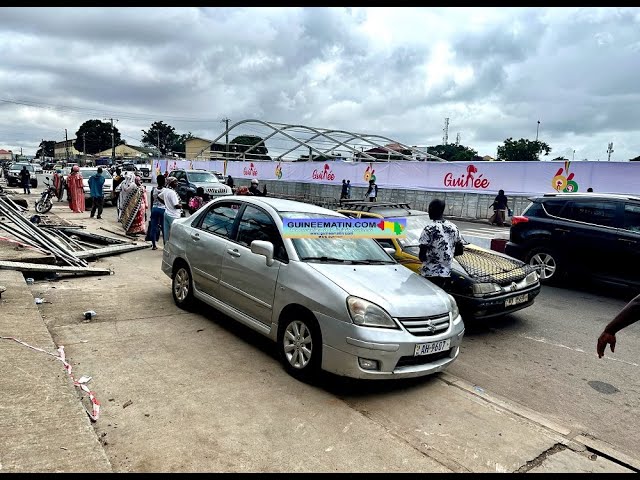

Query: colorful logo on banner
[
  {"left": 551, "top": 161, "right": 579, "bottom": 192},
  {"left": 312, "top": 163, "right": 336, "bottom": 181},
  {"left": 364, "top": 165, "right": 376, "bottom": 182},
  {"left": 275, "top": 162, "right": 283, "bottom": 179},
  {"left": 281, "top": 217, "right": 406, "bottom": 238},
  {"left": 443, "top": 164, "right": 490, "bottom": 189},
  {"left": 243, "top": 162, "right": 258, "bottom": 177}
]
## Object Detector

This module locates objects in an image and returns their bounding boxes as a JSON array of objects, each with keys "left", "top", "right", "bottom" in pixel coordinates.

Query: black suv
[{"left": 505, "top": 193, "right": 640, "bottom": 290}]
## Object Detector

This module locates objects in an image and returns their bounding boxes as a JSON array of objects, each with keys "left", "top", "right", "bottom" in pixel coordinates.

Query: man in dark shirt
[{"left": 19, "top": 166, "right": 31, "bottom": 194}]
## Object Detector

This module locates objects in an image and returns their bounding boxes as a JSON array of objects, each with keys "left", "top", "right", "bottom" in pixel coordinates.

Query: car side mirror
[
  {"left": 384, "top": 247, "right": 396, "bottom": 256},
  {"left": 251, "top": 240, "right": 275, "bottom": 266}
]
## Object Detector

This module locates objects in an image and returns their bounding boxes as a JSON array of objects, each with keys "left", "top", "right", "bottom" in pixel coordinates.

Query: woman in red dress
[{"left": 67, "top": 166, "right": 85, "bottom": 213}]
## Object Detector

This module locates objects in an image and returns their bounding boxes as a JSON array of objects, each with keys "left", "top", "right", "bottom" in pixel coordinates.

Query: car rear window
[{"left": 563, "top": 200, "right": 618, "bottom": 227}]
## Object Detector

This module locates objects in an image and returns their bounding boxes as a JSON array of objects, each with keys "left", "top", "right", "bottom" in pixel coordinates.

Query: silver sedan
[{"left": 162, "top": 196, "right": 465, "bottom": 381}]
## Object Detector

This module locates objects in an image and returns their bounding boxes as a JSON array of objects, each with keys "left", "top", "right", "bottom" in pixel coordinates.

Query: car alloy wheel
[
  {"left": 526, "top": 246, "right": 563, "bottom": 284},
  {"left": 172, "top": 264, "right": 194, "bottom": 310},
  {"left": 279, "top": 314, "right": 322, "bottom": 381},
  {"left": 283, "top": 320, "right": 313, "bottom": 369}
]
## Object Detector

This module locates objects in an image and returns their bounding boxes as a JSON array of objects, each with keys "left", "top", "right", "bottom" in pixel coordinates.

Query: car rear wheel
[
  {"left": 172, "top": 262, "right": 195, "bottom": 310},
  {"left": 526, "top": 246, "right": 563, "bottom": 284},
  {"left": 278, "top": 313, "right": 322, "bottom": 382}
]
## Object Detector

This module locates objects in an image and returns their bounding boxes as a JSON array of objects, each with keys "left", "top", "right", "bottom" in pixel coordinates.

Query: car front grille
[
  {"left": 397, "top": 314, "right": 450, "bottom": 336},
  {"left": 395, "top": 349, "right": 452, "bottom": 368}
]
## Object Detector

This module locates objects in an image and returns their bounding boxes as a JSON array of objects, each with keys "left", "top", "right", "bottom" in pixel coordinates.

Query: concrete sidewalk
[{"left": 0, "top": 254, "right": 638, "bottom": 472}]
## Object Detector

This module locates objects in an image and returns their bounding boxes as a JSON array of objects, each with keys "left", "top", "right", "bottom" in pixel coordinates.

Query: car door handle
[
  {"left": 227, "top": 248, "right": 241, "bottom": 257},
  {"left": 191, "top": 233, "right": 200, "bottom": 241}
]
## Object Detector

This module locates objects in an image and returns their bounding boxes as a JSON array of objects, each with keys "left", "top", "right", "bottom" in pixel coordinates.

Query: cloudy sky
[{"left": 1, "top": 6, "right": 639, "bottom": 161}]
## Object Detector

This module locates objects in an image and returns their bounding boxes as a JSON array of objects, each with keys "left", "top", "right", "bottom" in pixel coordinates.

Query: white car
[{"left": 78, "top": 167, "right": 115, "bottom": 204}]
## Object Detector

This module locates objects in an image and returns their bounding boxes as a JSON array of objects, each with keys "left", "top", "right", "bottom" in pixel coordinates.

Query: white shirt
[
  {"left": 418, "top": 219, "right": 461, "bottom": 277},
  {"left": 159, "top": 188, "right": 181, "bottom": 218}
]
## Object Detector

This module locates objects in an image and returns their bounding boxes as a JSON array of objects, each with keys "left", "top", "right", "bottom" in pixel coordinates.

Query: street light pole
[
  {"left": 535, "top": 120, "right": 540, "bottom": 142},
  {"left": 572, "top": 150, "right": 576, "bottom": 161}
]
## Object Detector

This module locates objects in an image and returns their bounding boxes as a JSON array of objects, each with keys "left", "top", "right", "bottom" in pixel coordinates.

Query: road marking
[{"left": 521, "top": 335, "right": 639, "bottom": 367}]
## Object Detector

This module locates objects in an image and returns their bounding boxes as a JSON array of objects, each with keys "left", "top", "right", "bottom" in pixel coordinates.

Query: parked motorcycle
[{"left": 34, "top": 176, "right": 56, "bottom": 214}]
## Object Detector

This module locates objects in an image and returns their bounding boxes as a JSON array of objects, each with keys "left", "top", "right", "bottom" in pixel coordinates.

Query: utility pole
[
  {"left": 157, "top": 130, "right": 161, "bottom": 160},
  {"left": 221, "top": 118, "right": 230, "bottom": 160},
  {"left": 442, "top": 117, "right": 449, "bottom": 145},
  {"left": 83, "top": 133, "right": 86, "bottom": 165},
  {"left": 65, "top": 128, "right": 70, "bottom": 163},
  {"left": 535, "top": 120, "right": 540, "bottom": 142},
  {"left": 455, "top": 133, "right": 460, "bottom": 146},
  {"left": 104, "top": 118, "right": 118, "bottom": 165},
  {"left": 572, "top": 150, "right": 576, "bottom": 162},
  {"left": 607, "top": 142, "right": 614, "bottom": 162}
]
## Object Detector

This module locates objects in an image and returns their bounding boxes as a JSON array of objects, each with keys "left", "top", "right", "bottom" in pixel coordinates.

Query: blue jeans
[
  {"left": 149, "top": 206, "right": 165, "bottom": 248},
  {"left": 164, "top": 214, "right": 178, "bottom": 243}
]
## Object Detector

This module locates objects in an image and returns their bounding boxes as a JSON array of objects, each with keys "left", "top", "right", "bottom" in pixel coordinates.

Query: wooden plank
[
  {"left": 97, "top": 226, "right": 139, "bottom": 242},
  {"left": 73, "top": 243, "right": 149, "bottom": 259},
  {"left": 0, "top": 260, "right": 111, "bottom": 275}
]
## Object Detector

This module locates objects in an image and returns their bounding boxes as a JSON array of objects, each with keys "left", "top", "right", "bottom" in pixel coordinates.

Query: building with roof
[{"left": 0, "top": 149, "right": 13, "bottom": 161}]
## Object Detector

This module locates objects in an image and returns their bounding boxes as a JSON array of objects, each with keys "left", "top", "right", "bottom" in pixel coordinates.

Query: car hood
[{"left": 307, "top": 263, "right": 451, "bottom": 318}]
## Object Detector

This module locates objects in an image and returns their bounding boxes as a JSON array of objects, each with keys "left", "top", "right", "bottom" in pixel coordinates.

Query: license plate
[
  {"left": 505, "top": 293, "right": 528, "bottom": 307},
  {"left": 414, "top": 339, "right": 451, "bottom": 356}
]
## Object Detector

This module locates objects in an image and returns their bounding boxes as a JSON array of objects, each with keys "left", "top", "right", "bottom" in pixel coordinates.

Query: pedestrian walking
[
  {"left": 346, "top": 179, "right": 351, "bottom": 199},
  {"left": 19, "top": 166, "right": 31, "bottom": 194},
  {"left": 418, "top": 199, "right": 464, "bottom": 290},
  {"left": 226, "top": 175, "right": 235, "bottom": 190},
  {"left": 145, "top": 174, "right": 166, "bottom": 250},
  {"left": 489, "top": 189, "right": 509, "bottom": 226},
  {"left": 88, "top": 167, "right": 105, "bottom": 219},
  {"left": 53, "top": 168, "right": 66, "bottom": 201},
  {"left": 597, "top": 293, "right": 640, "bottom": 358},
  {"left": 340, "top": 179, "right": 349, "bottom": 200},
  {"left": 112, "top": 167, "right": 124, "bottom": 216},
  {"left": 365, "top": 179, "right": 378, "bottom": 202},
  {"left": 67, "top": 165, "right": 85, "bottom": 213},
  {"left": 158, "top": 177, "right": 183, "bottom": 242}
]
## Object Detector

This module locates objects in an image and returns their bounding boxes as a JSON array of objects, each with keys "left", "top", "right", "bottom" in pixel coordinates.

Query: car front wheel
[
  {"left": 172, "top": 262, "right": 195, "bottom": 310},
  {"left": 278, "top": 313, "right": 322, "bottom": 382},
  {"left": 526, "top": 246, "right": 563, "bottom": 284}
]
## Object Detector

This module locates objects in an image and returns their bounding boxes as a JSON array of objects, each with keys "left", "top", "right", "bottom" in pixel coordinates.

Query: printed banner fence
[{"left": 150, "top": 159, "right": 640, "bottom": 196}]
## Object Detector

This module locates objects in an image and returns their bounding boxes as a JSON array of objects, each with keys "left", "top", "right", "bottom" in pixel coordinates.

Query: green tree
[
  {"left": 74, "top": 120, "right": 121, "bottom": 155},
  {"left": 497, "top": 137, "right": 551, "bottom": 162},
  {"left": 426, "top": 144, "right": 478, "bottom": 161},
  {"left": 141, "top": 121, "right": 180, "bottom": 155},
  {"left": 230, "top": 135, "right": 270, "bottom": 160},
  {"left": 552, "top": 156, "right": 569, "bottom": 162},
  {"left": 35, "top": 140, "right": 55, "bottom": 159}
]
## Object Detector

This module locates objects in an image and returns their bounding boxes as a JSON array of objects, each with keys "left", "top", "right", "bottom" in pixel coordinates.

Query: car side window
[
  {"left": 622, "top": 204, "right": 640, "bottom": 233},
  {"left": 236, "top": 205, "right": 288, "bottom": 262},
  {"left": 173, "top": 171, "right": 184, "bottom": 181},
  {"left": 198, "top": 202, "right": 241, "bottom": 238},
  {"left": 564, "top": 201, "right": 618, "bottom": 227},
  {"left": 376, "top": 238, "right": 395, "bottom": 249},
  {"left": 541, "top": 200, "right": 566, "bottom": 217}
]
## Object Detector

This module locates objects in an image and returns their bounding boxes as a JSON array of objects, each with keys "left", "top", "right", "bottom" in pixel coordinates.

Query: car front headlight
[
  {"left": 525, "top": 271, "right": 539, "bottom": 285},
  {"left": 347, "top": 296, "right": 398, "bottom": 329},
  {"left": 472, "top": 282, "right": 502, "bottom": 295},
  {"left": 447, "top": 294, "right": 461, "bottom": 323}
]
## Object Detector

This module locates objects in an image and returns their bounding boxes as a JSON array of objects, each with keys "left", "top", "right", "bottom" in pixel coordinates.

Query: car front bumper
[
  {"left": 453, "top": 283, "right": 541, "bottom": 320},
  {"left": 317, "top": 312, "right": 465, "bottom": 379}
]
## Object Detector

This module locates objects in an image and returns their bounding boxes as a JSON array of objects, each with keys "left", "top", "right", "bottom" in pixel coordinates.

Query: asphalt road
[{"left": 448, "top": 282, "right": 639, "bottom": 460}]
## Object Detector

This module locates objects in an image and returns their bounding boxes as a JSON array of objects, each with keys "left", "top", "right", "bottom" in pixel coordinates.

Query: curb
[{"left": 438, "top": 372, "right": 640, "bottom": 472}]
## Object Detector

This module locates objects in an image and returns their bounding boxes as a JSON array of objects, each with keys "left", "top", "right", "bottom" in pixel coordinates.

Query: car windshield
[
  {"left": 397, "top": 214, "right": 433, "bottom": 247},
  {"left": 11, "top": 164, "right": 34, "bottom": 172},
  {"left": 188, "top": 171, "right": 220, "bottom": 183},
  {"left": 282, "top": 212, "right": 395, "bottom": 264},
  {"left": 81, "top": 169, "right": 113, "bottom": 179}
]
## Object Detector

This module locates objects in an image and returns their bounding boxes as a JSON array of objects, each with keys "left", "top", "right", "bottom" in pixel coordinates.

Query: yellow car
[{"left": 337, "top": 202, "right": 541, "bottom": 321}]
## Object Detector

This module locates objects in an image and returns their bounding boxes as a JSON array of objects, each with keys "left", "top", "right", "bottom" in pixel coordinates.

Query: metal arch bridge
[{"left": 194, "top": 119, "right": 446, "bottom": 162}]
